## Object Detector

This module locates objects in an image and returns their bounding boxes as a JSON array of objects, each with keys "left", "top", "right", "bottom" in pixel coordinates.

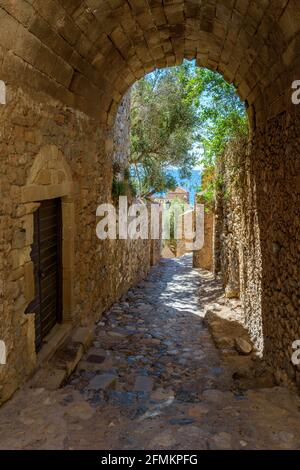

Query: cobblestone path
[{"left": 0, "top": 255, "right": 300, "bottom": 450}]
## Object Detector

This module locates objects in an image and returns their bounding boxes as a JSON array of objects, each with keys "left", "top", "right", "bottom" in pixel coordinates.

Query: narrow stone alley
[{"left": 0, "top": 255, "right": 300, "bottom": 450}]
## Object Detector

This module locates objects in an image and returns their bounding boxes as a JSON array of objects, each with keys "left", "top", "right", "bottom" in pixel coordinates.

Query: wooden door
[{"left": 26, "top": 199, "right": 62, "bottom": 351}]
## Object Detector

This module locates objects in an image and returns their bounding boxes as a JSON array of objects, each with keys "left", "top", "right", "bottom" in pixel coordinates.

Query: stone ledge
[
  {"left": 203, "top": 300, "right": 254, "bottom": 357},
  {"left": 203, "top": 300, "right": 275, "bottom": 390},
  {"left": 71, "top": 326, "right": 95, "bottom": 351},
  {"left": 21, "top": 182, "right": 76, "bottom": 203},
  {"left": 37, "top": 323, "right": 72, "bottom": 367},
  {"left": 31, "top": 324, "right": 95, "bottom": 391}
]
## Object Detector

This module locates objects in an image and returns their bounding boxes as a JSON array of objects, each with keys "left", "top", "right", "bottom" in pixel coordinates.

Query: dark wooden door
[{"left": 26, "top": 198, "right": 62, "bottom": 352}]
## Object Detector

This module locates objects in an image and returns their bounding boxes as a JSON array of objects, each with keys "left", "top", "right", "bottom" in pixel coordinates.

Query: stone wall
[
  {"left": 253, "top": 110, "right": 300, "bottom": 387},
  {"left": 0, "top": 84, "right": 152, "bottom": 404},
  {"left": 113, "top": 91, "right": 131, "bottom": 178},
  {"left": 214, "top": 112, "right": 300, "bottom": 388},
  {"left": 214, "top": 134, "right": 264, "bottom": 356},
  {"left": 150, "top": 239, "right": 162, "bottom": 266},
  {"left": 193, "top": 197, "right": 214, "bottom": 272},
  {"left": 214, "top": 138, "right": 246, "bottom": 298},
  {"left": 149, "top": 203, "right": 163, "bottom": 266}
]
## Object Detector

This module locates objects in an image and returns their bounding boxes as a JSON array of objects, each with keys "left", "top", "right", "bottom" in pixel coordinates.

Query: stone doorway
[{"left": 26, "top": 198, "right": 63, "bottom": 352}]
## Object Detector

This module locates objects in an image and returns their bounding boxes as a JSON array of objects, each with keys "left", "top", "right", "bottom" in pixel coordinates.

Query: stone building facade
[
  {"left": 0, "top": 0, "right": 299, "bottom": 399},
  {"left": 0, "top": 77, "right": 157, "bottom": 405},
  {"left": 166, "top": 187, "right": 190, "bottom": 204}
]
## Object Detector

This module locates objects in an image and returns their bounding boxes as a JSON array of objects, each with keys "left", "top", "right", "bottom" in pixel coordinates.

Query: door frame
[
  {"left": 29, "top": 198, "right": 63, "bottom": 351},
  {"left": 21, "top": 145, "right": 76, "bottom": 356}
]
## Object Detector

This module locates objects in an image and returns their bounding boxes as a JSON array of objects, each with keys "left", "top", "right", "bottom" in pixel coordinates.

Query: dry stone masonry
[
  {"left": 0, "top": 82, "right": 153, "bottom": 404},
  {"left": 214, "top": 127, "right": 300, "bottom": 388},
  {"left": 112, "top": 91, "right": 131, "bottom": 179},
  {"left": 0, "top": 0, "right": 299, "bottom": 401},
  {"left": 193, "top": 195, "right": 214, "bottom": 272},
  {"left": 214, "top": 137, "right": 247, "bottom": 300}
]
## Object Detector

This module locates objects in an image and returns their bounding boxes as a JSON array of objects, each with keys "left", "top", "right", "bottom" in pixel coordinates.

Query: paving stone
[
  {"left": 108, "top": 329, "right": 133, "bottom": 338},
  {"left": 30, "top": 367, "right": 67, "bottom": 391},
  {"left": 133, "top": 376, "right": 154, "bottom": 393},
  {"left": 149, "top": 430, "right": 176, "bottom": 448},
  {"left": 202, "top": 389, "right": 232, "bottom": 403},
  {"left": 1, "top": 255, "right": 300, "bottom": 450},
  {"left": 65, "top": 401, "right": 95, "bottom": 420},
  {"left": 169, "top": 418, "right": 196, "bottom": 426},
  {"left": 234, "top": 337, "right": 253, "bottom": 355},
  {"left": 86, "top": 355, "right": 106, "bottom": 364},
  {"left": 88, "top": 374, "right": 117, "bottom": 391},
  {"left": 187, "top": 404, "right": 210, "bottom": 418},
  {"left": 151, "top": 389, "right": 175, "bottom": 401},
  {"left": 210, "top": 432, "right": 232, "bottom": 450}
]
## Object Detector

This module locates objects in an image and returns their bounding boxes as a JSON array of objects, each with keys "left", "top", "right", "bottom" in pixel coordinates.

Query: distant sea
[{"left": 158, "top": 168, "right": 202, "bottom": 205}]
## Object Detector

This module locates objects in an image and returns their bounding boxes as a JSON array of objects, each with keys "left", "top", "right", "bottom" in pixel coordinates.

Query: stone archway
[
  {"left": 0, "top": 1, "right": 299, "bottom": 399},
  {"left": 1, "top": 0, "right": 296, "bottom": 125}
]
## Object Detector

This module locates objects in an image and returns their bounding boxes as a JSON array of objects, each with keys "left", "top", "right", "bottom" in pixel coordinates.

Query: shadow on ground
[{"left": 0, "top": 255, "right": 299, "bottom": 450}]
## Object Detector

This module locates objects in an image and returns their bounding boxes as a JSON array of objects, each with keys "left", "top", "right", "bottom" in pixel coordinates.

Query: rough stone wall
[
  {"left": 113, "top": 91, "right": 131, "bottom": 178},
  {"left": 215, "top": 112, "right": 300, "bottom": 388},
  {"left": 0, "top": 84, "right": 151, "bottom": 404},
  {"left": 214, "top": 138, "right": 246, "bottom": 298},
  {"left": 148, "top": 203, "right": 163, "bottom": 267},
  {"left": 253, "top": 109, "right": 300, "bottom": 387},
  {"left": 174, "top": 240, "right": 187, "bottom": 258},
  {"left": 150, "top": 238, "right": 162, "bottom": 266},
  {"left": 193, "top": 197, "right": 214, "bottom": 272},
  {"left": 214, "top": 135, "right": 264, "bottom": 354}
]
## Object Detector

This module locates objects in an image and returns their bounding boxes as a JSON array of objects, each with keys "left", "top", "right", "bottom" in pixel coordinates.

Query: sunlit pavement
[{"left": 0, "top": 255, "right": 300, "bottom": 450}]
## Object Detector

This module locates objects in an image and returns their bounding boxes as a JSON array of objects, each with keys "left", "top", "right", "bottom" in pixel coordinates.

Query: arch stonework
[
  {"left": 0, "top": 0, "right": 298, "bottom": 126},
  {"left": 0, "top": 1, "right": 299, "bottom": 399}
]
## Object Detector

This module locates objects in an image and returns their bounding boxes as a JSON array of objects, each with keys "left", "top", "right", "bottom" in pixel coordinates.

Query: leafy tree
[
  {"left": 130, "top": 64, "right": 198, "bottom": 198},
  {"left": 194, "top": 68, "right": 248, "bottom": 167},
  {"left": 130, "top": 62, "right": 248, "bottom": 202},
  {"left": 186, "top": 68, "right": 249, "bottom": 202}
]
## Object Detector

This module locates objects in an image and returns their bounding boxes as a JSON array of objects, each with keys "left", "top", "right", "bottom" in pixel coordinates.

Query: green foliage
[
  {"left": 112, "top": 170, "right": 137, "bottom": 201},
  {"left": 191, "top": 68, "right": 249, "bottom": 202},
  {"left": 130, "top": 63, "right": 199, "bottom": 197},
  {"left": 130, "top": 62, "right": 248, "bottom": 202},
  {"left": 112, "top": 176, "right": 127, "bottom": 199},
  {"left": 124, "top": 167, "right": 138, "bottom": 198},
  {"left": 189, "top": 68, "right": 248, "bottom": 166},
  {"left": 201, "top": 181, "right": 215, "bottom": 205}
]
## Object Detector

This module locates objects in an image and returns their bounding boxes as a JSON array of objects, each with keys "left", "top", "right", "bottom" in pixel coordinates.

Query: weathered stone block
[{"left": 24, "top": 261, "right": 34, "bottom": 303}]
